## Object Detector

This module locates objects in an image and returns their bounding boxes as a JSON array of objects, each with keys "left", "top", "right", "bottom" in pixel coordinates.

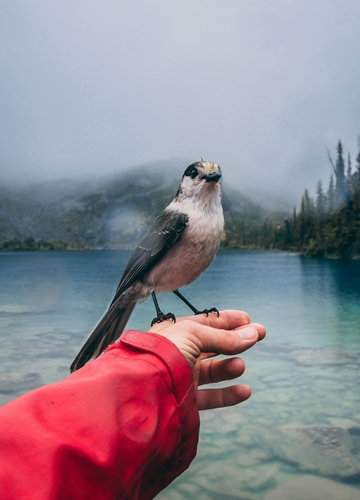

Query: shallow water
[{"left": 1, "top": 250, "right": 360, "bottom": 499}]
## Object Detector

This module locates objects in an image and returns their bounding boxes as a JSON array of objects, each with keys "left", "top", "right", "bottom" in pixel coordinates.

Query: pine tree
[
  {"left": 298, "top": 194, "right": 307, "bottom": 247},
  {"left": 276, "top": 137, "right": 360, "bottom": 258},
  {"left": 346, "top": 153, "right": 354, "bottom": 199},
  {"left": 304, "top": 188, "right": 315, "bottom": 217},
  {"left": 283, "top": 218, "right": 292, "bottom": 247},
  {"left": 292, "top": 207, "right": 298, "bottom": 245},
  {"left": 316, "top": 180, "right": 326, "bottom": 218},
  {"left": 327, "top": 174, "right": 335, "bottom": 214},
  {"left": 335, "top": 140, "right": 346, "bottom": 205},
  {"left": 347, "top": 153, "right": 352, "bottom": 179}
]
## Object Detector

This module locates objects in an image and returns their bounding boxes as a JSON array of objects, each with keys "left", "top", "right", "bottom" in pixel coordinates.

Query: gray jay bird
[{"left": 70, "top": 161, "right": 224, "bottom": 372}]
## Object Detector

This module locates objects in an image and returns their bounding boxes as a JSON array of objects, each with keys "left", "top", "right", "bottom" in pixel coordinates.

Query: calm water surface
[{"left": 0, "top": 250, "right": 360, "bottom": 499}]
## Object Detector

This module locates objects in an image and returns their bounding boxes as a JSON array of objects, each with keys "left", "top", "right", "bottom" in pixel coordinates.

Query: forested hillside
[
  {"left": 2, "top": 145, "right": 358, "bottom": 256},
  {"left": 0, "top": 163, "right": 285, "bottom": 251},
  {"left": 274, "top": 140, "right": 360, "bottom": 258}
]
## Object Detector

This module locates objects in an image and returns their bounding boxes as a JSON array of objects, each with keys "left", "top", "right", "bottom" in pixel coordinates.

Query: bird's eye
[{"left": 184, "top": 165, "right": 198, "bottom": 179}]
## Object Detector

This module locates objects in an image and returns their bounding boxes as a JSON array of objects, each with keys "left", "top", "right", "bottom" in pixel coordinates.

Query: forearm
[{"left": 0, "top": 331, "right": 199, "bottom": 500}]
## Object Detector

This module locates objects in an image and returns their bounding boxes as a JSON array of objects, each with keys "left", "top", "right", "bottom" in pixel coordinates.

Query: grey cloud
[{"left": 1, "top": 0, "right": 360, "bottom": 205}]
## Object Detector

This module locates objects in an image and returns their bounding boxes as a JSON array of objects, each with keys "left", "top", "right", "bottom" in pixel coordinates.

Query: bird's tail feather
[{"left": 70, "top": 301, "right": 136, "bottom": 373}]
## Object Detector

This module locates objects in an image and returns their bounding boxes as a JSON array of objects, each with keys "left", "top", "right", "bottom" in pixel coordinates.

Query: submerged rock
[
  {"left": 0, "top": 372, "right": 41, "bottom": 394},
  {"left": 267, "top": 343, "right": 359, "bottom": 367},
  {"left": 288, "top": 348, "right": 358, "bottom": 367},
  {"left": 280, "top": 425, "right": 360, "bottom": 478},
  {"left": 264, "top": 475, "right": 360, "bottom": 500},
  {"left": 195, "top": 459, "right": 277, "bottom": 498}
]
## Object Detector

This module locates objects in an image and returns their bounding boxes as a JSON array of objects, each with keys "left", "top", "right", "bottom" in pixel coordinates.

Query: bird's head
[{"left": 175, "top": 161, "right": 222, "bottom": 202}]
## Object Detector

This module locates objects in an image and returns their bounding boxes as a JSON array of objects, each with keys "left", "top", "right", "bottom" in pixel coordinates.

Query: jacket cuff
[
  {"left": 105, "top": 330, "right": 200, "bottom": 483},
  {"left": 106, "top": 330, "right": 194, "bottom": 405}
]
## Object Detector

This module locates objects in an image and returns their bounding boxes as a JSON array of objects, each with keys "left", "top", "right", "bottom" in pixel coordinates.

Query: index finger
[
  {"left": 181, "top": 320, "right": 264, "bottom": 356},
  {"left": 177, "top": 310, "right": 251, "bottom": 330}
]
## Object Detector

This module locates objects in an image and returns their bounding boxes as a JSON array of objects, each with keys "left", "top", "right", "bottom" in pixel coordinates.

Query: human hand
[{"left": 149, "top": 310, "right": 266, "bottom": 411}]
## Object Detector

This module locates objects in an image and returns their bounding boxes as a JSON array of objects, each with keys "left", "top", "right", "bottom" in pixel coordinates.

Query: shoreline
[{"left": 1, "top": 244, "right": 359, "bottom": 259}]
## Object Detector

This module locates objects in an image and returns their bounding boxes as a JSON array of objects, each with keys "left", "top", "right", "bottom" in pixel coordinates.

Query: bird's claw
[
  {"left": 195, "top": 307, "right": 220, "bottom": 317},
  {"left": 151, "top": 312, "right": 176, "bottom": 326}
]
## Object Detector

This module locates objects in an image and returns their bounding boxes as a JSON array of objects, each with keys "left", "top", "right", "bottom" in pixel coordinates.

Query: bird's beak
[{"left": 204, "top": 172, "right": 222, "bottom": 183}]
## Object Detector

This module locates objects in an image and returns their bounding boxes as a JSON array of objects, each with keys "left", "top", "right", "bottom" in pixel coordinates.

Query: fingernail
[{"left": 238, "top": 327, "right": 257, "bottom": 340}]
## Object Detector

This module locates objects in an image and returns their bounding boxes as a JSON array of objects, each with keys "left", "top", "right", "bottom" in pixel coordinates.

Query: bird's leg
[
  {"left": 151, "top": 292, "right": 176, "bottom": 326},
  {"left": 173, "top": 290, "right": 219, "bottom": 317}
]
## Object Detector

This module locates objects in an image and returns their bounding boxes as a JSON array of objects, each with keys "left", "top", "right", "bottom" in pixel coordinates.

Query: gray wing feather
[
  {"left": 110, "top": 210, "right": 189, "bottom": 305},
  {"left": 70, "top": 302, "right": 135, "bottom": 372},
  {"left": 70, "top": 209, "right": 188, "bottom": 372}
]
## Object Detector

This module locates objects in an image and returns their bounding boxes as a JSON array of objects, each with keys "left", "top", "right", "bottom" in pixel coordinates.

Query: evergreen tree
[
  {"left": 297, "top": 194, "right": 307, "bottom": 247},
  {"left": 347, "top": 153, "right": 352, "bottom": 179},
  {"left": 275, "top": 138, "right": 360, "bottom": 258},
  {"left": 316, "top": 180, "right": 326, "bottom": 218},
  {"left": 283, "top": 218, "right": 292, "bottom": 247},
  {"left": 304, "top": 188, "right": 311, "bottom": 212},
  {"left": 346, "top": 153, "right": 354, "bottom": 199},
  {"left": 335, "top": 140, "right": 346, "bottom": 205},
  {"left": 327, "top": 174, "right": 335, "bottom": 214},
  {"left": 292, "top": 207, "right": 298, "bottom": 245}
]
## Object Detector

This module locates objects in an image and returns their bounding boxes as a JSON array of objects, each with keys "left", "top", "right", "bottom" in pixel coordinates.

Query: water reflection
[
  {"left": 299, "top": 255, "right": 360, "bottom": 301},
  {"left": 297, "top": 256, "right": 360, "bottom": 351}
]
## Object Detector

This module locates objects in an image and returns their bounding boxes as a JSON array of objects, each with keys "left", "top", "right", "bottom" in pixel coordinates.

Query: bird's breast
[{"left": 145, "top": 207, "right": 224, "bottom": 293}]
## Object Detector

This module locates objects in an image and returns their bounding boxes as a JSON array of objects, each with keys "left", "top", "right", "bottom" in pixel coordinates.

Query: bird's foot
[
  {"left": 194, "top": 307, "right": 220, "bottom": 317},
  {"left": 151, "top": 312, "right": 176, "bottom": 326}
]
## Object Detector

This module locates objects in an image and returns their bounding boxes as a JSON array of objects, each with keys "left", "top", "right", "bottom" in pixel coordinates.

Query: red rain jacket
[{"left": 0, "top": 330, "right": 200, "bottom": 499}]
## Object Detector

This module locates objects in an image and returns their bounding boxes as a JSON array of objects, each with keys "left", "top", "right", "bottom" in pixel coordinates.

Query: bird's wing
[
  {"left": 71, "top": 211, "right": 188, "bottom": 372},
  {"left": 110, "top": 210, "right": 189, "bottom": 305}
]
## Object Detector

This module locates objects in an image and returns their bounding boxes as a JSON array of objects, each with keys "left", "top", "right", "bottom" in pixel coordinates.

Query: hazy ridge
[{"left": 0, "top": 164, "right": 285, "bottom": 250}]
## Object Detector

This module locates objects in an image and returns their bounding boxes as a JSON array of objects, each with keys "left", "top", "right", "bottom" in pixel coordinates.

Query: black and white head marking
[{"left": 175, "top": 161, "right": 222, "bottom": 200}]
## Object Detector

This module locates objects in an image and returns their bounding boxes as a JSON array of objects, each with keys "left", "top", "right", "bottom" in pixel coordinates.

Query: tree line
[
  {"left": 2, "top": 142, "right": 359, "bottom": 256},
  {"left": 221, "top": 139, "right": 360, "bottom": 257},
  {"left": 0, "top": 237, "right": 89, "bottom": 251},
  {"left": 274, "top": 140, "right": 360, "bottom": 257}
]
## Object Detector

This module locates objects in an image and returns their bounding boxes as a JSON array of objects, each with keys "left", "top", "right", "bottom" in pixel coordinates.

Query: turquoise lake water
[{"left": 0, "top": 250, "right": 360, "bottom": 499}]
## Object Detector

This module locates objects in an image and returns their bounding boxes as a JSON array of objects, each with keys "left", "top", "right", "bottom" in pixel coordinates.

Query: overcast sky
[{"left": 1, "top": 0, "right": 360, "bottom": 204}]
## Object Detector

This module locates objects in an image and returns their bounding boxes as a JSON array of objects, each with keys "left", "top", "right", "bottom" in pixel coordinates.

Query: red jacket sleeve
[{"left": 0, "top": 330, "right": 200, "bottom": 500}]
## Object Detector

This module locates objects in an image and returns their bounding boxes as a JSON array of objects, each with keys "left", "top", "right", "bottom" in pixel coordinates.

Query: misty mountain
[{"left": 0, "top": 164, "right": 285, "bottom": 250}]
